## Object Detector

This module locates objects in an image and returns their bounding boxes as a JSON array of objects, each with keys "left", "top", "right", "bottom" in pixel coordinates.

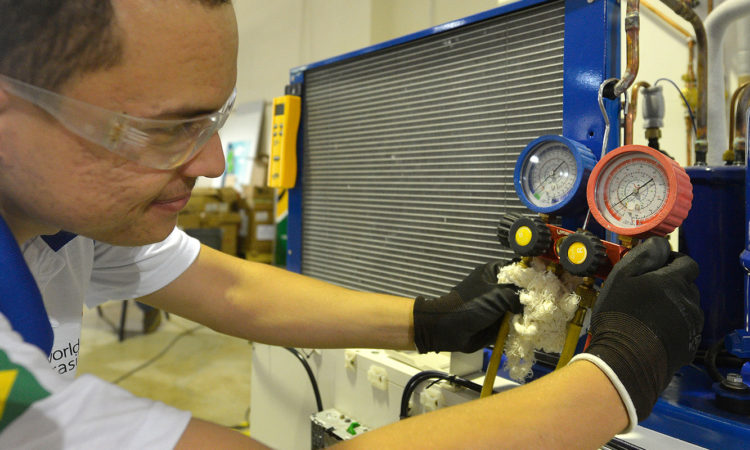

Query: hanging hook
[{"left": 598, "top": 78, "right": 620, "bottom": 159}]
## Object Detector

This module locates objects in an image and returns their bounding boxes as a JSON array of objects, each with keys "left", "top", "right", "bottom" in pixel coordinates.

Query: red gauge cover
[{"left": 586, "top": 145, "right": 693, "bottom": 238}]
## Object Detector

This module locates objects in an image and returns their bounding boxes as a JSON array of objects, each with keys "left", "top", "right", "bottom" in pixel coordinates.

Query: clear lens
[{"left": 0, "top": 74, "right": 236, "bottom": 170}]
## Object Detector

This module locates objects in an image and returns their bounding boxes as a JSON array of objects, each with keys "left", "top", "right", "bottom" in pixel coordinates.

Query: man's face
[{"left": 0, "top": 0, "right": 238, "bottom": 245}]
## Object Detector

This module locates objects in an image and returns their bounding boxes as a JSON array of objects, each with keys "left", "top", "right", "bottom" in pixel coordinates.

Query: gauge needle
[
  {"left": 612, "top": 178, "right": 653, "bottom": 208},
  {"left": 534, "top": 161, "right": 566, "bottom": 191}
]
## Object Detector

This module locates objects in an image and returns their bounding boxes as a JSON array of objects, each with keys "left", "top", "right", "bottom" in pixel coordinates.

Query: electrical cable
[
  {"left": 654, "top": 77, "right": 698, "bottom": 139},
  {"left": 399, "top": 370, "right": 482, "bottom": 419},
  {"left": 111, "top": 325, "right": 203, "bottom": 385},
  {"left": 603, "top": 436, "right": 646, "bottom": 450},
  {"left": 705, "top": 338, "right": 729, "bottom": 383},
  {"left": 229, "top": 407, "right": 251, "bottom": 431},
  {"left": 95, "top": 306, "right": 122, "bottom": 334},
  {"left": 284, "top": 347, "right": 324, "bottom": 413}
]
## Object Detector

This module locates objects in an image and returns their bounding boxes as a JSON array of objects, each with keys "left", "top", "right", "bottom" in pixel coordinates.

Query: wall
[
  {"left": 231, "top": 0, "right": 740, "bottom": 180},
  {"left": 230, "top": 0, "right": 372, "bottom": 186},
  {"left": 231, "top": 0, "right": 501, "bottom": 186}
]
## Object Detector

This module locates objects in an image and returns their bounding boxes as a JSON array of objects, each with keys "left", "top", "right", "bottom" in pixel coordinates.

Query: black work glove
[
  {"left": 572, "top": 236, "right": 703, "bottom": 429},
  {"left": 413, "top": 261, "right": 522, "bottom": 353}
]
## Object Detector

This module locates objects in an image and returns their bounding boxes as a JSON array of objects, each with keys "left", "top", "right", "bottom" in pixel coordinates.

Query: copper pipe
[
  {"left": 640, "top": 0, "right": 696, "bottom": 162},
  {"left": 642, "top": 0, "right": 692, "bottom": 38},
  {"left": 708, "top": 0, "right": 714, "bottom": 13},
  {"left": 729, "top": 82, "right": 750, "bottom": 150},
  {"left": 660, "top": 0, "right": 707, "bottom": 162},
  {"left": 625, "top": 81, "right": 652, "bottom": 145},
  {"left": 685, "top": 116, "right": 694, "bottom": 165},
  {"left": 685, "top": 39, "right": 696, "bottom": 165},
  {"left": 614, "top": 0, "right": 641, "bottom": 97}
]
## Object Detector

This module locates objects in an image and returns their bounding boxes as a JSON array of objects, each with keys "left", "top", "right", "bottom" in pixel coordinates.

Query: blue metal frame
[
  {"left": 286, "top": 0, "right": 621, "bottom": 274},
  {"left": 733, "top": 107, "right": 750, "bottom": 357},
  {"left": 634, "top": 98, "right": 750, "bottom": 450}
]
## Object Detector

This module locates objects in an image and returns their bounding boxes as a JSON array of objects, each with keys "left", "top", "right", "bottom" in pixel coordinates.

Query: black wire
[
  {"left": 284, "top": 347, "right": 324, "bottom": 413},
  {"left": 705, "top": 338, "right": 728, "bottom": 383},
  {"left": 111, "top": 325, "right": 203, "bottom": 385},
  {"left": 603, "top": 437, "right": 646, "bottom": 450},
  {"left": 399, "top": 370, "right": 483, "bottom": 419},
  {"left": 654, "top": 77, "right": 698, "bottom": 138},
  {"left": 95, "top": 305, "right": 124, "bottom": 334}
]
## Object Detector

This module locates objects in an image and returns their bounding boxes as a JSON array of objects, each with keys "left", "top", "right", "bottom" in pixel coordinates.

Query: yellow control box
[{"left": 268, "top": 95, "right": 301, "bottom": 188}]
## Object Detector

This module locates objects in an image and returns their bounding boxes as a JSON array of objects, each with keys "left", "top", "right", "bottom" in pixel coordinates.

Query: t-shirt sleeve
[
  {"left": 0, "top": 315, "right": 191, "bottom": 449},
  {"left": 85, "top": 228, "right": 201, "bottom": 308}
]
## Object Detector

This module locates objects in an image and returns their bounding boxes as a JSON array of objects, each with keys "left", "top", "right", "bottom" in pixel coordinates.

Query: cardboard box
[
  {"left": 245, "top": 186, "right": 275, "bottom": 208},
  {"left": 219, "top": 224, "right": 239, "bottom": 256},
  {"left": 177, "top": 213, "right": 202, "bottom": 229},
  {"left": 202, "top": 212, "right": 242, "bottom": 228},
  {"left": 241, "top": 186, "right": 275, "bottom": 257},
  {"left": 183, "top": 195, "right": 212, "bottom": 214},
  {"left": 217, "top": 187, "right": 241, "bottom": 204},
  {"left": 179, "top": 212, "right": 242, "bottom": 255},
  {"left": 246, "top": 252, "right": 273, "bottom": 264},
  {"left": 249, "top": 222, "right": 275, "bottom": 254},
  {"left": 248, "top": 202, "right": 274, "bottom": 254},
  {"left": 184, "top": 187, "right": 240, "bottom": 214}
]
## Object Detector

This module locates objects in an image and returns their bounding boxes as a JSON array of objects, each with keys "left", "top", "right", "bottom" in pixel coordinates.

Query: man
[{"left": 0, "top": 1, "right": 702, "bottom": 448}]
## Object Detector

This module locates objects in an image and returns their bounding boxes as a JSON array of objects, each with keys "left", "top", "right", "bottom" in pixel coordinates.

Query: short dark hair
[{"left": 0, "top": 0, "right": 231, "bottom": 91}]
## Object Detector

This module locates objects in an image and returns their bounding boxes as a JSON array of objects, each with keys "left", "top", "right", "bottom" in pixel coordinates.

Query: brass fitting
[
  {"left": 645, "top": 127, "right": 662, "bottom": 140},
  {"left": 723, "top": 149, "right": 735, "bottom": 164},
  {"left": 569, "top": 278, "right": 598, "bottom": 328}
]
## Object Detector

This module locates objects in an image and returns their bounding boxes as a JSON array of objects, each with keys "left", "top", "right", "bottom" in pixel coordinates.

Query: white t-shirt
[{"left": 0, "top": 228, "right": 200, "bottom": 449}]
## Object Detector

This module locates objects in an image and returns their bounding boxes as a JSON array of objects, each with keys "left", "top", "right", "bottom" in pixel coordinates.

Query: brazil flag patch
[{"left": 0, "top": 351, "right": 50, "bottom": 431}]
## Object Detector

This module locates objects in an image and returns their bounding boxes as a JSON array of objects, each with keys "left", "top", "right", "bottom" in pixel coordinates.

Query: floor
[{"left": 77, "top": 300, "right": 254, "bottom": 430}]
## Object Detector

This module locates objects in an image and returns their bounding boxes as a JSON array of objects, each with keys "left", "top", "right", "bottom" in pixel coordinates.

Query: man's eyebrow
[
  {"left": 151, "top": 106, "right": 218, "bottom": 120},
  {"left": 147, "top": 88, "right": 235, "bottom": 120}
]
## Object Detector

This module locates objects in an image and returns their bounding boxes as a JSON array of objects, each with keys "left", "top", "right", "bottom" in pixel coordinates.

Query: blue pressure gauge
[{"left": 514, "top": 135, "right": 597, "bottom": 215}]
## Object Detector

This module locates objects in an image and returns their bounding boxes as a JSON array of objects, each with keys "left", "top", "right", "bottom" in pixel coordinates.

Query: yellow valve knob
[
  {"left": 501, "top": 214, "right": 552, "bottom": 257},
  {"left": 567, "top": 242, "right": 588, "bottom": 265},
  {"left": 514, "top": 226, "right": 532, "bottom": 247},
  {"left": 559, "top": 230, "right": 607, "bottom": 277}
]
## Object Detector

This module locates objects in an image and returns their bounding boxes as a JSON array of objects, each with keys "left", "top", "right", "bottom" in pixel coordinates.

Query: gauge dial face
[
  {"left": 520, "top": 142, "right": 578, "bottom": 209},
  {"left": 594, "top": 153, "right": 668, "bottom": 229}
]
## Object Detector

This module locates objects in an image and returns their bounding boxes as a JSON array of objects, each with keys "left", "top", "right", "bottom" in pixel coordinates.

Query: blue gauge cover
[{"left": 514, "top": 135, "right": 597, "bottom": 215}]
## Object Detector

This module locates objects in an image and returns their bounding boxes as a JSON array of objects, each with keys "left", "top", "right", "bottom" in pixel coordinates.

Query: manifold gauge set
[{"left": 498, "top": 135, "right": 693, "bottom": 278}]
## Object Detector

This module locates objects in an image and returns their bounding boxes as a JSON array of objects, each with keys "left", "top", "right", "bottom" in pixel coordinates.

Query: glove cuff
[
  {"left": 569, "top": 353, "right": 638, "bottom": 434},
  {"left": 583, "top": 312, "right": 669, "bottom": 423},
  {"left": 413, "top": 296, "right": 434, "bottom": 353}
]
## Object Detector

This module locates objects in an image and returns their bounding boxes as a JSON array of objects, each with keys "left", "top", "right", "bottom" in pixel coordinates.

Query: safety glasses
[{"left": 0, "top": 74, "right": 236, "bottom": 170}]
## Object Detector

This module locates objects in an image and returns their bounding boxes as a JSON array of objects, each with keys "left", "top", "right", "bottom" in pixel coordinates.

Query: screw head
[{"left": 723, "top": 373, "right": 748, "bottom": 390}]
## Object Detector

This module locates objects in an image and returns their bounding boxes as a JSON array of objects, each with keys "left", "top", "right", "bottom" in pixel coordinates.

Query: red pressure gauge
[{"left": 587, "top": 145, "right": 693, "bottom": 238}]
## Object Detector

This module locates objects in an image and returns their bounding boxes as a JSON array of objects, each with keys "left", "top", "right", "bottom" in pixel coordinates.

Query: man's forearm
[
  {"left": 176, "top": 418, "right": 268, "bottom": 449},
  {"left": 340, "top": 360, "right": 628, "bottom": 448},
  {"left": 141, "top": 245, "right": 416, "bottom": 349},
  {"left": 174, "top": 361, "right": 625, "bottom": 448}
]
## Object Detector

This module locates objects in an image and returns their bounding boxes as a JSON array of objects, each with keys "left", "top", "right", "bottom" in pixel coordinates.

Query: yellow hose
[
  {"left": 555, "top": 322, "right": 583, "bottom": 369},
  {"left": 480, "top": 312, "right": 512, "bottom": 398}
]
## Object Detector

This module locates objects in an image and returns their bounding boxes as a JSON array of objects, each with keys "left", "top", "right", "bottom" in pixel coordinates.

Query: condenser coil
[{"left": 287, "top": 0, "right": 619, "bottom": 298}]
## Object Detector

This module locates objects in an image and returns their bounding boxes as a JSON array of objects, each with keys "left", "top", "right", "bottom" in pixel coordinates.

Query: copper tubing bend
[
  {"left": 614, "top": 0, "right": 641, "bottom": 98},
  {"left": 625, "top": 81, "right": 652, "bottom": 145},
  {"left": 660, "top": 0, "right": 707, "bottom": 145}
]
